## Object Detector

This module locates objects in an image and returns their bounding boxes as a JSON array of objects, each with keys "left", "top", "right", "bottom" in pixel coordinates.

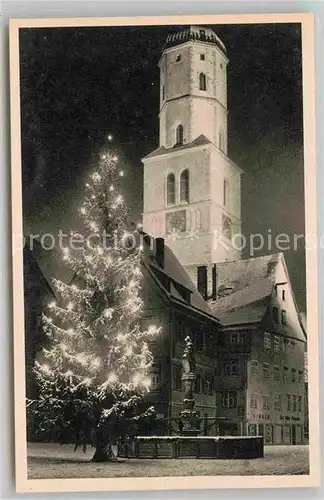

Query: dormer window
[
  {"left": 176, "top": 53, "right": 181, "bottom": 62},
  {"left": 175, "top": 124, "right": 184, "bottom": 145},
  {"left": 199, "top": 72, "right": 207, "bottom": 91},
  {"left": 199, "top": 29, "right": 206, "bottom": 39}
]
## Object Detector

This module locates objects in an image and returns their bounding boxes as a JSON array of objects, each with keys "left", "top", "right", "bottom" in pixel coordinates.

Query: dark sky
[{"left": 19, "top": 23, "right": 306, "bottom": 313}]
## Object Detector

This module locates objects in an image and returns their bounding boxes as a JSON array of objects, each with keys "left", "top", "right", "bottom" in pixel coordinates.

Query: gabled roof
[
  {"left": 210, "top": 253, "right": 306, "bottom": 340},
  {"left": 210, "top": 255, "right": 278, "bottom": 326},
  {"left": 142, "top": 134, "right": 212, "bottom": 160},
  {"left": 142, "top": 235, "right": 219, "bottom": 324},
  {"left": 211, "top": 277, "right": 274, "bottom": 320},
  {"left": 214, "top": 254, "right": 280, "bottom": 295}
]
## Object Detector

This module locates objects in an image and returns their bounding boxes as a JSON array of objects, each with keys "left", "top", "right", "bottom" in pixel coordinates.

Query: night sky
[{"left": 19, "top": 23, "right": 306, "bottom": 312}]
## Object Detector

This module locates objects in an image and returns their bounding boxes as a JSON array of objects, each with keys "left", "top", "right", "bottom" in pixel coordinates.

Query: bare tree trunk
[
  {"left": 92, "top": 442, "right": 115, "bottom": 462},
  {"left": 92, "top": 428, "right": 117, "bottom": 462}
]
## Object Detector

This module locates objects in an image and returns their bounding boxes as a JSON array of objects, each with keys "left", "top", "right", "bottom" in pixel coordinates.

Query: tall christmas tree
[{"left": 29, "top": 150, "right": 160, "bottom": 462}]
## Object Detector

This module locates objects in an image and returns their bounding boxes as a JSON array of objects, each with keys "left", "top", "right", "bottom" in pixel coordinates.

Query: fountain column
[{"left": 179, "top": 336, "right": 200, "bottom": 436}]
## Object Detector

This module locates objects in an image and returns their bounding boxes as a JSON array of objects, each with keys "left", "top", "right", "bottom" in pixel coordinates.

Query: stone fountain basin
[{"left": 120, "top": 435, "right": 264, "bottom": 459}]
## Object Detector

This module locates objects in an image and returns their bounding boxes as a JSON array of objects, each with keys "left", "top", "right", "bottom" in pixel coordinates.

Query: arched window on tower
[
  {"left": 180, "top": 169, "right": 190, "bottom": 203},
  {"left": 166, "top": 173, "right": 175, "bottom": 205},
  {"left": 219, "top": 128, "right": 225, "bottom": 152},
  {"left": 175, "top": 124, "right": 184, "bottom": 145},
  {"left": 199, "top": 72, "right": 207, "bottom": 91}
]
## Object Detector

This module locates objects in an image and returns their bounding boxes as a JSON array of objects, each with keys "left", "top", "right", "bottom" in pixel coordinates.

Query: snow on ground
[{"left": 27, "top": 443, "right": 309, "bottom": 479}]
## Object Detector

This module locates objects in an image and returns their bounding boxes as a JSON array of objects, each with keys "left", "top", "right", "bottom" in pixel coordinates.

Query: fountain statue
[{"left": 179, "top": 335, "right": 200, "bottom": 436}]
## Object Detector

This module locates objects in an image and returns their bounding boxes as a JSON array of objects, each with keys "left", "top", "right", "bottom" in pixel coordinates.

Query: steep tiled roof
[
  {"left": 215, "top": 254, "right": 280, "bottom": 293},
  {"left": 215, "top": 302, "right": 270, "bottom": 327},
  {"left": 210, "top": 253, "right": 306, "bottom": 342},
  {"left": 142, "top": 235, "right": 219, "bottom": 323},
  {"left": 157, "top": 245, "right": 213, "bottom": 315},
  {"left": 211, "top": 278, "right": 274, "bottom": 316},
  {"left": 142, "top": 134, "right": 212, "bottom": 160},
  {"left": 210, "top": 254, "right": 280, "bottom": 326}
]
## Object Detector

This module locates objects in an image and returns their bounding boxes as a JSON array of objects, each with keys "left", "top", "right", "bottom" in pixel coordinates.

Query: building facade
[
  {"left": 140, "top": 236, "right": 220, "bottom": 435},
  {"left": 142, "top": 25, "right": 307, "bottom": 444},
  {"left": 210, "top": 253, "right": 307, "bottom": 444},
  {"left": 142, "top": 25, "right": 242, "bottom": 284}
]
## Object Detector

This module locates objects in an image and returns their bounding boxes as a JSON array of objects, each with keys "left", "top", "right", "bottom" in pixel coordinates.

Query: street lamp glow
[{"left": 107, "top": 134, "right": 113, "bottom": 141}]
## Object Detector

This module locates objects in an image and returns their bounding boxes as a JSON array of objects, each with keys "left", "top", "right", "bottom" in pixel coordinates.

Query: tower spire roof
[{"left": 164, "top": 25, "right": 227, "bottom": 54}]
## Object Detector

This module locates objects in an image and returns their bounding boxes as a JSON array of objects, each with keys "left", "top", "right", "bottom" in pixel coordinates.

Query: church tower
[{"left": 142, "top": 26, "right": 242, "bottom": 285}]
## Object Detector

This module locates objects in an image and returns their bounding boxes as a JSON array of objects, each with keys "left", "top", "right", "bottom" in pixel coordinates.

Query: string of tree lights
[{"left": 28, "top": 150, "right": 161, "bottom": 462}]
